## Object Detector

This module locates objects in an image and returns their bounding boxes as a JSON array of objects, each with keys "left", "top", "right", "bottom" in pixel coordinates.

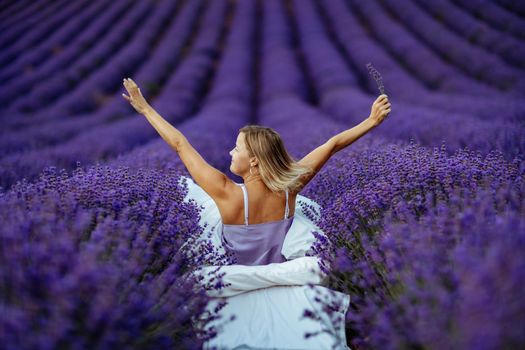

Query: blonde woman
[{"left": 122, "top": 77, "right": 390, "bottom": 349}]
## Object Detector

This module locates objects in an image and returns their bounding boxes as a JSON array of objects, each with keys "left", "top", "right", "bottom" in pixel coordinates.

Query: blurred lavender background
[{"left": 0, "top": 0, "right": 524, "bottom": 348}]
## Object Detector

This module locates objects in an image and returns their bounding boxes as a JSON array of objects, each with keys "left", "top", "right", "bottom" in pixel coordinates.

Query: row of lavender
[
  {"left": 293, "top": 0, "right": 524, "bottom": 160},
  {"left": 1, "top": 0, "right": 524, "bottom": 192},
  {"left": 1, "top": 0, "right": 524, "bottom": 348},
  {"left": 1, "top": 0, "right": 524, "bottom": 119},
  {"left": 413, "top": 0, "right": 525, "bottom": 69},
  {"left": 379, "top": 0, "right": 524, "bottom": 89},
  {"left": 0, "top": 0, "right": 219, "bottom": 190},
  {"left": 2, "top": 0, "right": 522, "bottom": 97},
  {"left": 1, "top": 0, "right": 522, "bottom": 117},
  {"left": 257, "top": 4, "right": 524, "bottom": 346},
  {"left": 2, "top": 0, "right": 167, "bottom": 117},
  {"left": 276, "top": 2, "right": 524, "bottom": 344},
  {"left": 0, "top": 0, "right": 250, "bottom": 348}
]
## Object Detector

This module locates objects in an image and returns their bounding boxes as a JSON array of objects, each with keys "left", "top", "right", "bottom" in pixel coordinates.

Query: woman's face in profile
[{"left": 229, "top": 133, "right": 254, "bottom": 176}]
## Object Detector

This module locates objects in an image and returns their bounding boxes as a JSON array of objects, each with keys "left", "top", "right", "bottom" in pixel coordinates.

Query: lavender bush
[
  {"left": 0, "top": 164, "right": 235, "bottom": 349},
  {"left": 302, "top": 142, "right": 524, "bottom": 349},
  {"left": 366, "top": 63, "right": 385, "bottom": 95},
  {"left": 1, "top": 0, "right": 525, "bottom": 348}
]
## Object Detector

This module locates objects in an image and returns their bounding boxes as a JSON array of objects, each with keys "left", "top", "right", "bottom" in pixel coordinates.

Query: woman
[
  {"left": 122, "top": 77, "right": 390, "bottom": 349},
  {"left": 121, "top": 78, "right": 390, "bottom": 229}
]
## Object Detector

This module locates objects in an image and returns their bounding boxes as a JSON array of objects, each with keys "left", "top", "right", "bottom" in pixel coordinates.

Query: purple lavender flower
[{"left": 366, "top": 62, "right": 385, "bottom": 95}]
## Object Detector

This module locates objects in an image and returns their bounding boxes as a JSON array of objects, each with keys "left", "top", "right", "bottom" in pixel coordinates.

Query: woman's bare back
[{"left": 219, "top": 183, "right": 297, "bottom": 225}]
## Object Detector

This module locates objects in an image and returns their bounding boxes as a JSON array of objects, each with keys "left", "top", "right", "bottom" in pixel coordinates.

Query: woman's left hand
[
  {"left": 122, "top": 78, "right": 151, "bottom": 115},
  {"left": 367, "top": 94, "right": 391, "bottom": 127}
]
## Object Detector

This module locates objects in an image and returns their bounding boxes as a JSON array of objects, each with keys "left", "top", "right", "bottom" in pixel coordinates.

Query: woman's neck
[{"left": 244, "top": 174, "right": 262, "bottom": 185}]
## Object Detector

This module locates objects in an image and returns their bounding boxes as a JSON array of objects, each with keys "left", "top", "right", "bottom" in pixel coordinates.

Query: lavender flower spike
[{"left": 366, "top": 62, "right": 386, "bottom": 95}]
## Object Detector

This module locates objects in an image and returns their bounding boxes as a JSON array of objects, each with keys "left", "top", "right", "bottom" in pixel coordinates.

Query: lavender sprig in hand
[{"left": 366, "top": 63, "right": 385, "bottom": 95}]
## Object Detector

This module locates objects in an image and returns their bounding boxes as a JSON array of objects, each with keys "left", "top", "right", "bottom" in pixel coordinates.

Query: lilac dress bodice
[{"left": 221, "top": 183, "right": 294, "bottom": 266}]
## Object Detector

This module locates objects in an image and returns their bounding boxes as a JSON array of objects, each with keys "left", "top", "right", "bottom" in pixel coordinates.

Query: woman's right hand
[
  {"left": 368, "top": 94, "right": 391, "bottom": 127},
  {"left": 122, "top": 78, "right": 151, "bottom": 115}
]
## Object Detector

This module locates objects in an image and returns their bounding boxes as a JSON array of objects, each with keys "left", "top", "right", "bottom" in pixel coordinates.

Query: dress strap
[
  {"left": 238, "top": 183, "right": 249, "bottom": 225},
  {"left": 284, "top": 188, "right": 289, "bottom": 219}
]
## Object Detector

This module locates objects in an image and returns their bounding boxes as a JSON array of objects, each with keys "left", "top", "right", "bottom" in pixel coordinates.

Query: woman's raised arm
[
  {"left": 122, "top": 78, "right": 185, "bottom": 149},
  {"left": 122, "top": 78, "right": 233, "bottom": 200},
  {"left": 332, "top": 94, "right": 390, "bottom": 153},
  {"left": 296, "top": 94, "right": 391, "bottom": 192}
]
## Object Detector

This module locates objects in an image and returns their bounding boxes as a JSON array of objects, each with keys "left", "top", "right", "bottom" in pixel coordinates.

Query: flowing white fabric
[
  {"left": 203, "top": 285, "right": 349, "bottom": 350},
  {"left": 194, "top": 256, "right": 326, "bottom": 298},
  {"left": 179, "top": 176, "right": 351, "bottom": 349}
]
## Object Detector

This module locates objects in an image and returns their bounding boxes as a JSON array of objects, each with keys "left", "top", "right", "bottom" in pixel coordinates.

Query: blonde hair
[{"left": 239, "top": 125, "right": 313, "bottom": 193}]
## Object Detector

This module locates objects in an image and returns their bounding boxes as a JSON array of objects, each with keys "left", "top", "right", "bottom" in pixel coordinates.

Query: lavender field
[{"left": 1, "top": 0, "right": 524, "bottom": 348}]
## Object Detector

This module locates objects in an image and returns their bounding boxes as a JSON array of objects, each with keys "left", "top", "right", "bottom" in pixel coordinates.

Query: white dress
[{"left": 178, "top": 176, "right": 351, "bottom": 350}]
